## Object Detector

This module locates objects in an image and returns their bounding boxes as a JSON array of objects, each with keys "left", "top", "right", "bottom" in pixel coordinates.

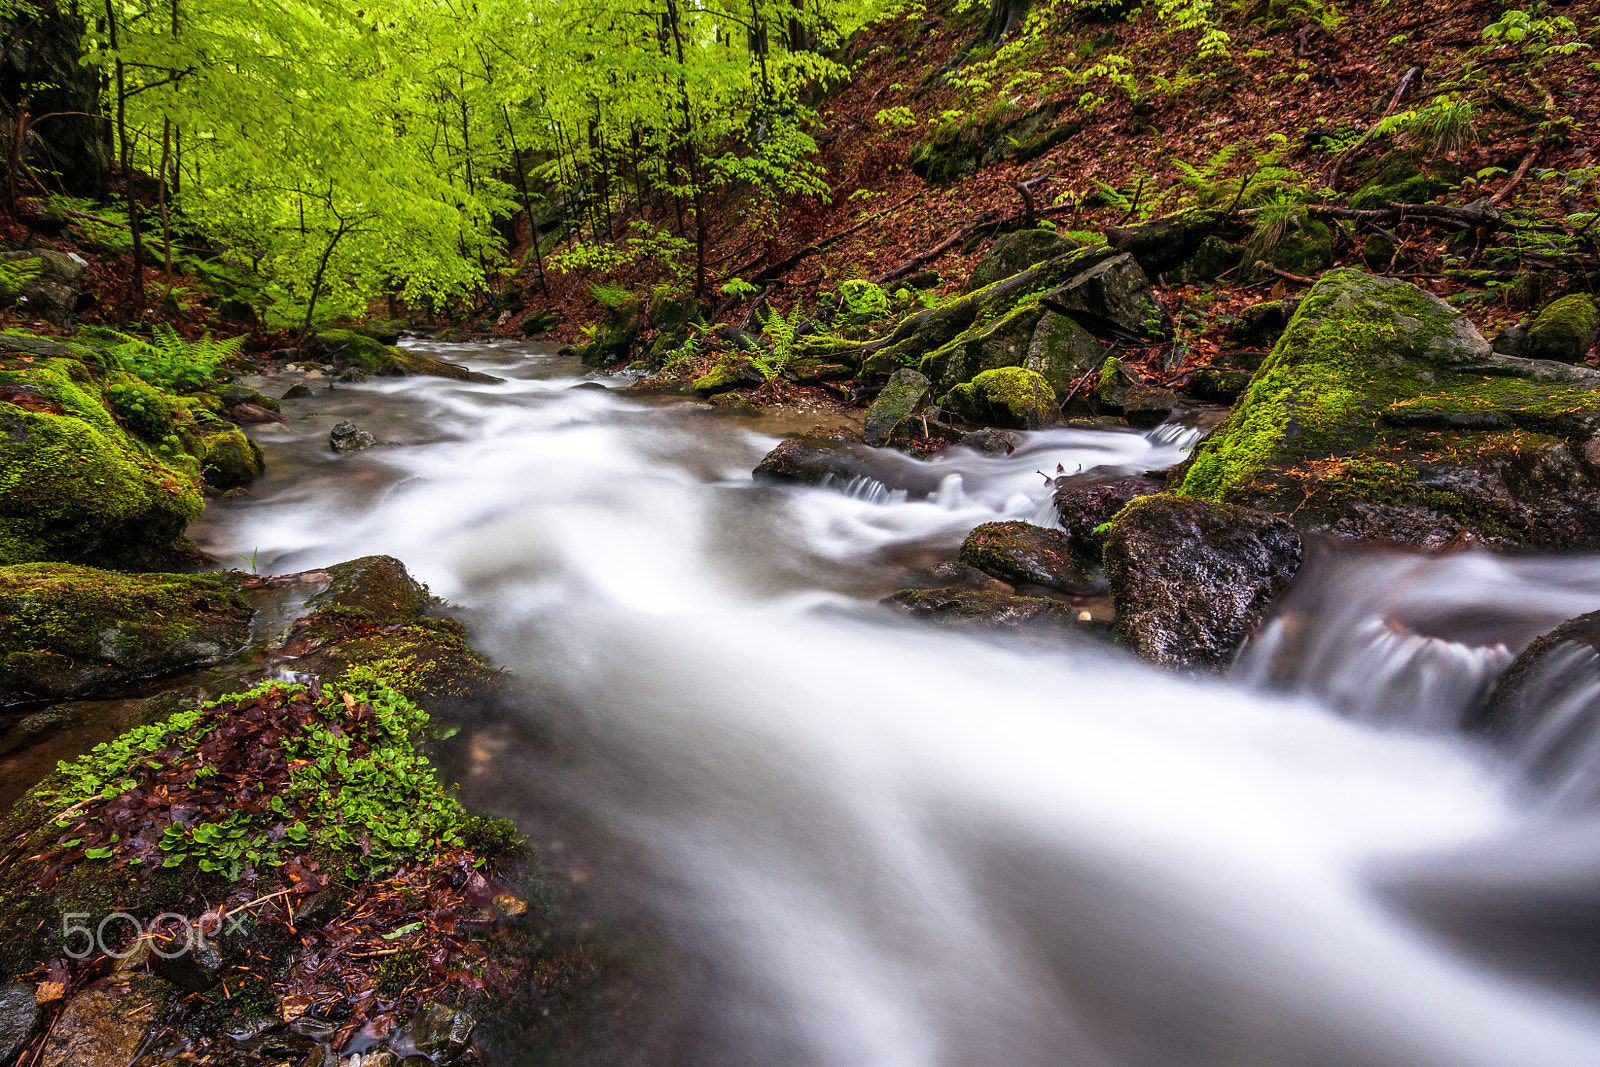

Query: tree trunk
[
  {"left": 983, "top": 0, "right": 1032, "bottom": 43},
  {"left": 105, "top": 0, "right": 145, "bottom": 306}
]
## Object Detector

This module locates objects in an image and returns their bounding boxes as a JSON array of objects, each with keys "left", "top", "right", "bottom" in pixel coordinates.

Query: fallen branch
[
  {"left": 870, "top": 208, "right": 1001, "bottom": 284},
  {"left": 725, "top": 194, "right": 917, "bottom": 286},
  {"left": 1255, "top": 261, "right": 1318, "bottom": 286},
  {"left": 1489, "top": 150, "right": 1539, "bottom": 207}
]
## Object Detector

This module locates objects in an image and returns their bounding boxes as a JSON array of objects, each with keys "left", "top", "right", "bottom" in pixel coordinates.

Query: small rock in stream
[
  {"left": 958, "top": 520, "right": 1101, "bottom": 595},
  {"left": 330, "top": 420, "right": 379, "bottom": 453},
  {"left": 37, "top": 974, "right": 172, "bottom": 1067}
]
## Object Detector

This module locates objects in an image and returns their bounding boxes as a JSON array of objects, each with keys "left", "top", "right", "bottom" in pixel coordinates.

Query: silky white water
[{"left": 192, "top": 342, "right": 1600, "bottom": 1066}]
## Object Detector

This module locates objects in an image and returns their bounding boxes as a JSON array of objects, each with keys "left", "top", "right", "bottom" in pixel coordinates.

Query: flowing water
[{"left": 190, "top": 341, "right": 1600, "bottom": 1066}]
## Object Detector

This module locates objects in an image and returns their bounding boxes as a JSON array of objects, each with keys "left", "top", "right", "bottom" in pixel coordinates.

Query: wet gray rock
[
  {"left": 882, "top": 587, "right": 1087, "bottom": 632},
  {"left": 37, "top": 974, "right": 172, "bottom": 1067},
  {"left": 280, "top": 383, "right": 314, "bottom": 400},
  {"left": 230, "top": 402, "right": 288, "bottom": 424},
  {"left": 864, "top": 368, "right": 931, "bottom": 444},
  {"left": 330, "top": 420, "right": 378, "bottom": 452},
  {"left": 1053, "top": 474, "right": 1164, "bottom": 557},
  {"left": 1103, "top": 495, "right": 1302, "bottom": 671},
  {"left": 0, "top": 983, "right": 38, "bottom": 1064},
  {"left": 958, "top": 428, "right": 1022, "bottom": 455},
  {"left": 902, "top": 559, "right": 1012, "bottom": 593},
  {"left": 0, "top": 249, "right": 88, "bottom": 324},
  {"left": 1476, "top": 609, "right": 1600, "bottom": 808},
  {"left": 156, "top": 933, "right": 224, "bottom": 991},
  {"left": 388, "top": 1003, "right": 476, "bottom": 1060},
  {"left": 957, "top": 520, "right": 1099, "bottom": 594}
]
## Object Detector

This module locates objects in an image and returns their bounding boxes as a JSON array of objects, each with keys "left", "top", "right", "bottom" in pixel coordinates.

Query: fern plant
[
  {"left": 88, "top": 323, "right": 243, "bottom": 391},
  {"left": 752, "top": 302, "right": 805, "bottom": 386}
]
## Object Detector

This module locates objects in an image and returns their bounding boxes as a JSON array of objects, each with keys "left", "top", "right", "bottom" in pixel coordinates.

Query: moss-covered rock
[
  {"left": 0, "top": 249, "right": 87, "bottom": 324},
  {"left": 957, "top": 520, "right": 1098, "bottom": 593},
  {"left": 909, "top": 101, "right": 1069, "bottom": 184},
  {"left": 1348, "top": 153, "right": 1460, "bottom": 211},
  {"left": 1103, "top": 495, "right": 1301, "bottom": 671},
  {"left": 1260, "top": 215, "right": 1332, "bottom": 277},
  {"left": 1042, "top": 252, "right": 1172, "bottom": 341},
  {"left": 963, "top": 229, "right": 1082, "bottom": 294},
  {"left": 693, "top": 359, "right": 764, "bottom": 396},
  {"left": 0, "top": 564, "right": 253, "bottom": 706},
  {"left": 199, "top": 425, "right": 263, "bottom": 491},
  {"left": 1179, "top": 269, "right": 1600, "bottom": 549},
  {"left": 103, "top": 379, "right": 174, "bottom": 440},
  {"left": 1183, "top": 367, "right": 1253, "bottom": 405},
  {"left": 1524, "top": 294, "right": 1600, "bottom": 364},
  {"left": 918, "top": 301, "right": 1047, "bottom": 393},
  {"left": 305, "top": 554, "right": 432, "bottom": 623},
  {"left": 943, "top": 367, "right": 1058, "bottom": 430},
  {"left": 0, "top": 355, "right": 205, "bottom": 566}
]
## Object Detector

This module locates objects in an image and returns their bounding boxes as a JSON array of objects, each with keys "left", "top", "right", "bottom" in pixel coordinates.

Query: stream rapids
[{"left": 190, "top": 340, "right": 1600, "bottom": 1067}]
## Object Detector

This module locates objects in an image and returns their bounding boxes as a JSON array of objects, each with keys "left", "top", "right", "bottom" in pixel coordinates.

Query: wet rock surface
[
  {"left": 863, "top": 368, "right": 931, "bottom": 444},
  {"left": 37, "top": 974, "right": 171, "bottom": 1067},
  {"left": 1054, "top": 474, "right": 1164, "bottom": 558},
  {"left": 957, "top": 520, "right": 1099, "bottom": 594},
  {"left": 753, "top": 434, "right": 943, "bottom": 496},
  {"left": 0, "top": 249, "right": 88, "bottom": 324},
  {"left": 330, "top": 419, "right": 379, "bottom": 452},
  {"left": 882, "top": 586, "right": 1087, "bottom": 632},
  {"left": 0, "top": 982, "right": 38, "bottom": 1063},
  {"left": 1103, "top": 495, "right": 1302, "bottom": 671}
]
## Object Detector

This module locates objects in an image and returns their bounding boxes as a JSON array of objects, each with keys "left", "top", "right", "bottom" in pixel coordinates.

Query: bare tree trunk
[{"left": 105, "top": 0, "right": 146, "bottom": 307}]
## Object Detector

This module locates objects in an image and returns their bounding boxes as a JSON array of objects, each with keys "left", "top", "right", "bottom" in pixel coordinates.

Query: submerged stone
[
  {"left": 882, "top": 586, "right": 1083, "bottom": 632},
  {"left": 37, "top": 975, "right": 172, "bottom": 1067}
]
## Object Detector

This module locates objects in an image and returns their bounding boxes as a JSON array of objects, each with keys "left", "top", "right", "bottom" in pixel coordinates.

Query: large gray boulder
[
  {"left": 0, "top": 249, "right": 87, "bottom": 324},
  {"left": 1103, "top": 495, "right": 1301, "bottom": 671}
]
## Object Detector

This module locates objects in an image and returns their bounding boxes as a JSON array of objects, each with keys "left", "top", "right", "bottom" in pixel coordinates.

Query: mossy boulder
[
  {"left": 0, "top": 355, "right": 205, "bottom": 566},
  {"left": 103, "top": 379, "right": 174, "bottom": 440},
  {"left": 199, "top": 425, "right": 263, "bottom": 491},
  {"left": 963, "top": 229, "right": 1082, "bottom": 294},
  {"left": 1182, "top": 367, "right": 1254, "bottom": 405},
  {"left": 0, "top": 564, "right": 253, "bottom": 706},
  {"left": 1105, "top": 207, "right": 1249, "bottom": 277},
  {"left": 1260, "top": 215, "right": 1332, "bottom": 277},
  {"left": 909, "top": 100, "right": 1067, "bottom": 184},
  {"left": 1042, "top": 253, "right": 1172, "bottom": 341},
  {"left": 1180, "top": 269, "right": 1600, "bottom": 549},
  {"left": 1524, "top": 295, "right": 1599, "bottom": 364},
  {"left": 1349, "top": 153, "right": 1460, "bottom": 212},
  {"left": 917, "top": 301, "right": 1049, "bottom": 393},
  {"left": 943, "top": 367, "right": 1058, "bottom": 430},
  {"left": 1103, "top": 495, "right": 1302, "bottom": 671},
  {"left": 693, "top": 359, "right": 764, "bottom": 396},
  {"left": 305, "top": 554, "right": 432, "bottom": 623},
  {"left": 957, "top": 520, "right": 1098, "bottom": 594},
  {"left": 864, "top": 368, "right": 932, "bottom": 444}
]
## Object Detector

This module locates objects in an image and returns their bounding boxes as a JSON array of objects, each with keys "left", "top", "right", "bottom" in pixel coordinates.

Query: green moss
[
  {"left": 943, "top": 367, "right": 1057, "bottom": 429},
  {"left": 1525, "top": 294, "right": 1599, "bottom": 363},
  {"left": 104, "top": 380, "right": 173, "bottom": 440},
  {"left": 313, "top": 328, "right": 406, "bottom": 373},
  {"left": 201, "top": 426, "right": 264, "bottom": 490},
  {"left": 0, "top": 563, "right": 253, "bottom": 703}
]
